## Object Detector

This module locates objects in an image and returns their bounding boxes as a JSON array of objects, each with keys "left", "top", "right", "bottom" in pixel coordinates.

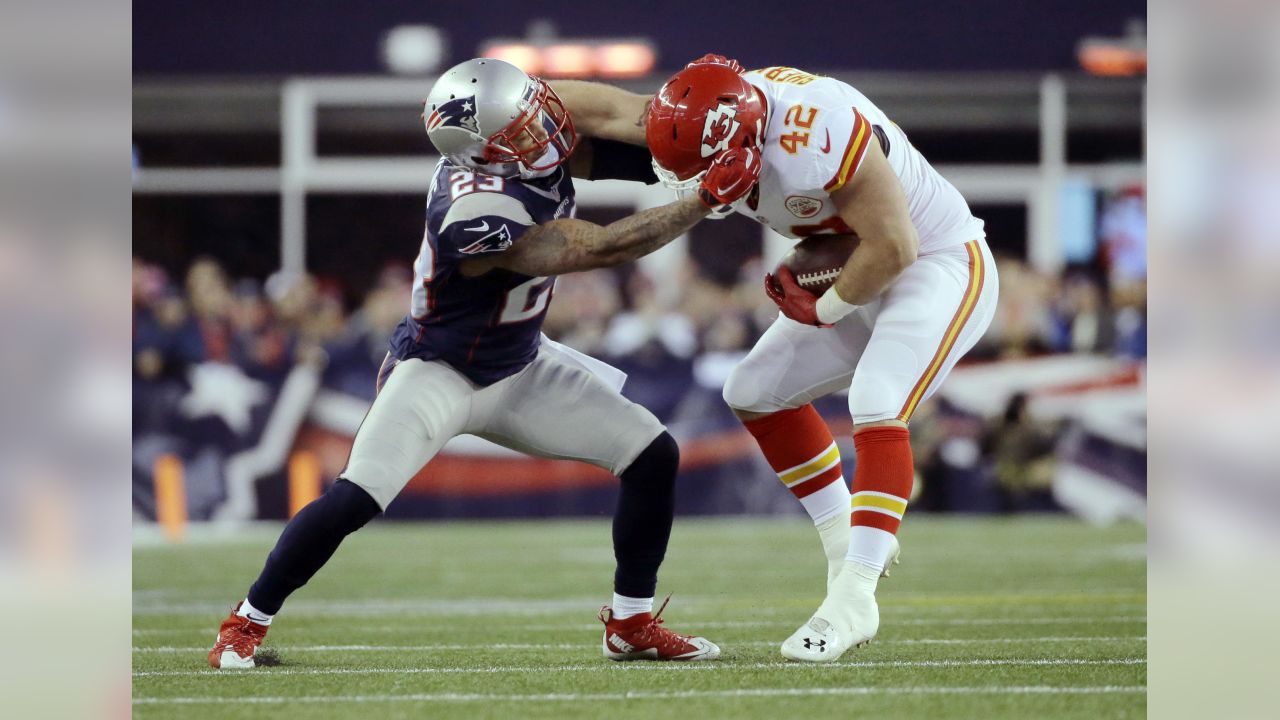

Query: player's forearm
[
  {"left": 551, "top": 80, "right": 650, "bottom": 146},
  {"left": 593, "top": 196, "right": 709, "bottom": 265},
  {"left": 501, "top": 197, "right": 709, "bottom": 275},
  {"left": 831, "top": 231, "right": 918, "bottom": 305}
]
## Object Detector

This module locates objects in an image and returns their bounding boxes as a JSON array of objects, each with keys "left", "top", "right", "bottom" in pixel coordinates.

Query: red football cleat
[
  {"left": 208, "top": 602, "right": 269, "bottom": 669},
  {"left": 598, "top": 596, "right": 720, "bottom": 661}
]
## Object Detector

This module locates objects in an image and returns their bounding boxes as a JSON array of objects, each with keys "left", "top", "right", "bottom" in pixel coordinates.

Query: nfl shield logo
[{"left": 785, "top": 195, "right": 823, "bottom": 218}]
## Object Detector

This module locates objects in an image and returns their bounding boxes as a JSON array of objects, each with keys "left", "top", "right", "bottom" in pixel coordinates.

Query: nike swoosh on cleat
[{"left": 820, "top": 129, "right": 831, "bottom": 153}]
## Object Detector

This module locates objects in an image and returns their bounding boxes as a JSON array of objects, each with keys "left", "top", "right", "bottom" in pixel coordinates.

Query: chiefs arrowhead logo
[
  {"left": 700, "top": 105, "right": 741, "bottom": 158},
  {"left": 785, "top": 195, "right": 823, "bottom": 218}
]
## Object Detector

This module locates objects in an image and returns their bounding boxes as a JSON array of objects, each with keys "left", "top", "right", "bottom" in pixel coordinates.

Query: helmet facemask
[
  {"left": 651, "top": 160, "right": 706, "bottom": 192},
  {"left": 483, "top": 80, "right": 577, "bottom": 176},
  {"left": 650, "top": 160, "right": 737, "bottom": 219}
]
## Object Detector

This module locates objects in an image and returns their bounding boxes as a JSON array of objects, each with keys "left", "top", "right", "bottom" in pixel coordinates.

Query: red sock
[
  {"left": 849, "top": 426, "right": 914, "bottom": 534},
  {"left": 743, "top": 405, "right": 848, "bottom": 524}
]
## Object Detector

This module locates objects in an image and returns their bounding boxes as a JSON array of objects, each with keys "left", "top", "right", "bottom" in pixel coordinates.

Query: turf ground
[{"left": 133, "top": 516, "right": 1146, "bottom": 719}]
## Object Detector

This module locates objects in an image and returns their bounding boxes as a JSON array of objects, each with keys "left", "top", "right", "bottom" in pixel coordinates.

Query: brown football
[{"left": 773, "top": 233, "right": 861, "bottom": 296}]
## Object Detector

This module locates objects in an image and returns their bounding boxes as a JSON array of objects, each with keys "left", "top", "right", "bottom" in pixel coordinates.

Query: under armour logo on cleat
[{"left": 803, "top": 638, "right": 827, "bottom": 651}]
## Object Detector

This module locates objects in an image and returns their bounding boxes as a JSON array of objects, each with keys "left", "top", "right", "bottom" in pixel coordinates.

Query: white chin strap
[
  {"left": 517, "top": 145, "right": 561, "bottom": 180},
  {"left": 460, "top": 148, "right": 558, "bottom": 181}
]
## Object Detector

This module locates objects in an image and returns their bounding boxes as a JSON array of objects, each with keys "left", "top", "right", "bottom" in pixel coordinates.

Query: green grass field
[{"left": 133, "top": 516, "right": 1146, "bottom": 719}]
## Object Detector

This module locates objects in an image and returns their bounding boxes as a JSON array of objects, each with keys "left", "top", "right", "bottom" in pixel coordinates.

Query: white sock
[
  {"left": 611, "top": 593, "right": 654, "bottom": 620},
  {"left": 237, "top": 598, "right": 274, "bottom": 625},
  {"left": 846, "top": 525, "right": 897, "bottom": 573},
  {"left": 816, "top": 514, "right": 852, "bottom": 584},
  {"left": 799, "top": 479, "right": 851, "bottom": 527}
]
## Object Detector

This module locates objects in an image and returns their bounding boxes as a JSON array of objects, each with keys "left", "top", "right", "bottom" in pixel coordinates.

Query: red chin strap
[{"left": 483, "top": 80, "right": 577, "bottom": 172}]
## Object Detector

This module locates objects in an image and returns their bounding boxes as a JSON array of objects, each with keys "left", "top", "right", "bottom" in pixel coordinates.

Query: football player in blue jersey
[{"left": 209, "top": 58, "right": 762, "bottom": 668}]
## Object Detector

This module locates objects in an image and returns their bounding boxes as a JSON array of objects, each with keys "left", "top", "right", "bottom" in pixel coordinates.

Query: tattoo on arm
[
  {"left": 500, "top": 196, "right": 709, "bottom": 276},
  {"left": 595, "top": 195, "right": 708, "bottom": 263},
  {"left": 634, "top": 99, "right": 651, "bottom": 128}
]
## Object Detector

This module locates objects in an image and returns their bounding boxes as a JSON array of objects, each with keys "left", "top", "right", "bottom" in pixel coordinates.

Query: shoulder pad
[{"left": 440, "top": 192, "right": 534, "bottom": 230}]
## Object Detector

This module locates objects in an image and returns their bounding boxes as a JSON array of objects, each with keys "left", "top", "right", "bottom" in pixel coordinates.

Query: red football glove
[
  {"left": 686, "top": 53, "right": 744, "bottom": 74},
  {"left": 764, "top": 266, "right": 830, "bottom": 327},
  {"left": 697, "top": 146, "right": 762, "bottom": 209}
]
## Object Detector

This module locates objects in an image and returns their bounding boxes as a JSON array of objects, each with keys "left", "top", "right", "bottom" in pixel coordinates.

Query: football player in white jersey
[{"left": 555, "top": 54, "right": 998, "bottom": 662}]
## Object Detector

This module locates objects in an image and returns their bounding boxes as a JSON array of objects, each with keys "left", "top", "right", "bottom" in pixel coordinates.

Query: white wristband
[{"left": 815, "top": 286, "right": 859, "bottom": 325}]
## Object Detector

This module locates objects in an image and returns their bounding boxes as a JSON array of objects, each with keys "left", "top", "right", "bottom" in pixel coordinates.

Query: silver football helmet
[{"left": 423, "top": 58, "right": 576, "bottom": 179}]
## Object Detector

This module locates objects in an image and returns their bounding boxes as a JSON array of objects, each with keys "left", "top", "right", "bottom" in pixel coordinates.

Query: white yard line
[
  {"left": 132, "top": 597, "right": 607, "bottom": 617},
  {"left": 134, "top": 684, "right": 1147, "bottom": 705},
  {"left": 518, "top": 615, "right": 1147, "bottom": 631},
  {"left": 132, "top": 615, "right": 1147, "bottom": 636},
  {"left": 136, "top": 643, "right": 582, "bottom": 652},
  {"left": 134, "top": 636, "right": 1146, "bottom": 653},
  {"left": 133, "top": 657, "right": 1145, "bottom": 678},
  {"left": 868, "top": 635, "right": 1145, "bottom": 645},
  {"left": 130, "top": 592, "right": 1146, "bottom": 617},
  {"left": 133, "top": 612, "right": 1147, "bottom": 634}
]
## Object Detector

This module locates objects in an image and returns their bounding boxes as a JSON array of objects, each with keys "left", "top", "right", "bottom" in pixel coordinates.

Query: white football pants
[{"left": 723, "top": 239, "right": 998, "bottom": 423}]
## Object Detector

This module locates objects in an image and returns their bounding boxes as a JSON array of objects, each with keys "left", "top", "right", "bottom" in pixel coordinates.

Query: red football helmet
[{"left": 645, "top": 64, "right": 766, "bottom": 190}]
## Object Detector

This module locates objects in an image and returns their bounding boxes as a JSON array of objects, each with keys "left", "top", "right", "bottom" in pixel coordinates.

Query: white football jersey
[{"left": 733, "top": 67, "right": 984, "bottom": 255}]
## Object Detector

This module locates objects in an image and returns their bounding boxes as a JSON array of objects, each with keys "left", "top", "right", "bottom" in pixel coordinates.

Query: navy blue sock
[
  {"left": 612, "top": 432, "right": 680, "bottom": 599},
  {"left": 246, "top": 478, "right": 381, "bottom": 614}
]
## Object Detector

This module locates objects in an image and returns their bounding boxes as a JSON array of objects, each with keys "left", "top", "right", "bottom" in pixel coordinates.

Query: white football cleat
[
  {"left": 781, "top": 561, "right": 881, "bottom": 663},
  {"left": 827, "top": 534, "right": 901, "bottom": 587},
  {"left": 780, "top": 615, "right": 846, "bottom": 661},
  {"left": 881, "top": 535, "right": 902, "bottom": 578}
]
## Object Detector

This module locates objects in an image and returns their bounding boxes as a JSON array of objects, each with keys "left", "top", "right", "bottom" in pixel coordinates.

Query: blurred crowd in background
[
  {"left": 133, "top": 192, "right": 1146, "bottom": 523},
  {"left": 132, "top": 246, "right": 1146, "bottom": 416}
]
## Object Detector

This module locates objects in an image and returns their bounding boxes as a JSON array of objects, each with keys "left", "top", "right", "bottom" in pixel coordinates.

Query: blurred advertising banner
[{"left": 132, "top": 353, "right": 1144, "bottom": 523}]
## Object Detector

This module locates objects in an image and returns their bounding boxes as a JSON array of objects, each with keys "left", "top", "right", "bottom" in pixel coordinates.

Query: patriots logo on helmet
[
  {"left": 700, "top": 105, "right": 741, "bottom": 158},
  {"left": 427, "top": 95, "right": 481, "bottom": 134}
]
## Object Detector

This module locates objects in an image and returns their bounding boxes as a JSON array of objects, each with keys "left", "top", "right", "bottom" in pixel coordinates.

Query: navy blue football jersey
[{"left": 388, "top": 159, "right": 576, "bottom": 385}]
